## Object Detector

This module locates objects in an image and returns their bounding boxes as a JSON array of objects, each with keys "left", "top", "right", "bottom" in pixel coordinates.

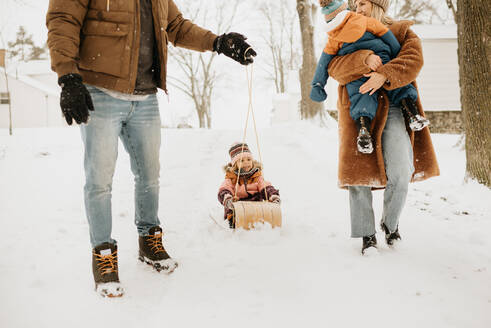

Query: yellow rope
[{"left": 233, "top": 64, "right": 268, "bottom": 201}]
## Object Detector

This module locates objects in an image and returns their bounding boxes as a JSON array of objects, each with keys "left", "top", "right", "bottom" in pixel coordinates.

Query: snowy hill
[{"left": 0, "top": 123, "right": 490, "bottom": 328}]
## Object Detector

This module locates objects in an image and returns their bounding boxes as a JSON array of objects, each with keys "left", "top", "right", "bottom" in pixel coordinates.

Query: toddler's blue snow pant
[{"left": 339, "top": 34, "right": 418, "bottom": 121}]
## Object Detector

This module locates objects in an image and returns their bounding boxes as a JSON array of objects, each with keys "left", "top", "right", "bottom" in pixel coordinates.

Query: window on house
[{"left": 0, "top": 92, "right": 9, "bottom": 104}]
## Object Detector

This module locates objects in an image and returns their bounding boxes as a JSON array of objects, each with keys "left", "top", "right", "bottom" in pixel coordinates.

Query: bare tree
[
  {"left": 389, "top": 0, "right": 443, "bottom": 23},
  {"left": 168, "top": 1, "right": 238, "bottom": 128},
  {"left": 452, "top": 0, "right": 491, "bottom": 186},
  {"left": 296, "top": 0, "right": 323, "bottom": 119},
  {"left": 0, "top": 33, "right": 13, "bottom": 135},
  {"left": 347, "top": 0, "right": 445, "bottom": 23},
  {"left": 258, "top": 0, "right": 300, "bottom": 94},
  {"left": 445, "top": 0, "right": 458, "bottom": 23},
  {"left": 7, "top": 26, "right": 41, "bottom": 62}
]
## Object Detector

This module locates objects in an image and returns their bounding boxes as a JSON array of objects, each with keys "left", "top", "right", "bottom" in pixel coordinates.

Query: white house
[
  {"left": 0, "top": 59, "right": 63, "bottom": 129},
  {"left": 410, "top": 24, "right": 460, "bottom": 111}
]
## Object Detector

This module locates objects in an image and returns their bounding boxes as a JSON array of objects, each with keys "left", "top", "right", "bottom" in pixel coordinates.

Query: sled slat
[{"left": 232, "top": 201, "right": 282, "bottom": 230}]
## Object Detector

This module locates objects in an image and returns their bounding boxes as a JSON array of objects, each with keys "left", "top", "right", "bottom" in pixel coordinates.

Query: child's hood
[
  {"left": 326, "top": 10, "right": 366, "bottom": 43},
  {"left": 223, "top": 160, "right": 263, "bottom": 175}
]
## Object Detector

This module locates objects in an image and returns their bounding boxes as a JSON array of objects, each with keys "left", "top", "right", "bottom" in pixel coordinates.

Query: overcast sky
[
  {"left": 1, "top": 0, "right": 454, "bottom": 49},
  {"left": 0, "top": 0, "right": 50, "bottom": 47}
]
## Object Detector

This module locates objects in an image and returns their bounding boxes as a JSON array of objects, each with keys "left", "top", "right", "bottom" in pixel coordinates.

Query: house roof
[
  {"left": 7, "top": 60, "right": 53, "bottom": 76},
  {"left": 1, "top": 66, "right": 59, "bottom": 97},
  {"left": 411, "top": 24, "right": 457, "bottom": 40}
]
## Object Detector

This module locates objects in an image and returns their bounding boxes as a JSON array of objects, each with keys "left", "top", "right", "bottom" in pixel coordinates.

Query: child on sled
[
  {"left": 310, "top": 0, "right": 430, "bottom": 154},
  {"left": 218, "top": 142, "right": 280, "bottom": 229}
]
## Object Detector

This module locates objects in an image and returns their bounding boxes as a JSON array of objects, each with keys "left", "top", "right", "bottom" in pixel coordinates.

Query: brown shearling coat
[
  {"left": 328, "top": 20, "right": 440, "bottom": 189},
  {"left": 46, "top": 0, "right": 217, "bottom": 94}
]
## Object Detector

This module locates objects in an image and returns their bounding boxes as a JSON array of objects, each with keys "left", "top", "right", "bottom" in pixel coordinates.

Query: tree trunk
[
  {"left": 1, "top": 63, "right": 13, "bottom": 135},
  {"left": 457, "top": 0, "right": 491, "bottom": 186},
  {"left": 198, "top": 109, "right": 205, "bottom": 128},
  {"left": 205, "top": 111, "right": 211, "bottom": 129},
  {"left": 296, "top": 0, "right": 323, "bottom": 119}
]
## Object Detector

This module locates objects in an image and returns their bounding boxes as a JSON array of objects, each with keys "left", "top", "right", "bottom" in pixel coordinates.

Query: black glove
[
  {"left": 213, "top": 32, "right": 257, "bottom": 65},
  {"left": 58, "top": 73, "right": 94, "bottom": 125}
]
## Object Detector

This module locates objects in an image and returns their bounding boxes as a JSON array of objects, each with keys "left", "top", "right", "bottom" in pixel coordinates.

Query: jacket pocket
[{"left": 79, "top": 21, "right": 130, "bottom": 78}]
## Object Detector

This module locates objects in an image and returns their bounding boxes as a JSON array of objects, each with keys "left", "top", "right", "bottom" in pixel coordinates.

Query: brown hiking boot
[
  {"left": 138, "top": 226, "right": 178, "bottom": 273},
  {"left": 92, "top": 242, "right": 124, "bottom": 297}
]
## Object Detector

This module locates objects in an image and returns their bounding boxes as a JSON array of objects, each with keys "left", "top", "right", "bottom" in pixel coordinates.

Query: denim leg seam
[{"left": 121, "top": 126, "right": 145, "bottom": 226}]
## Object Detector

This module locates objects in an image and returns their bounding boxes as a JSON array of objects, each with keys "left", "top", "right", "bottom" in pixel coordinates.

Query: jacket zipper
[
  {"left": 130, "top": 0, "right": 140, "bottom": 92},
  {"left": 153, "top": 0, "right": 169, "bottom": 95}
]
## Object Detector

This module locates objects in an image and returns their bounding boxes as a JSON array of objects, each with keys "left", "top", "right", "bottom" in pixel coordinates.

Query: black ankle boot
[
  {"left": 361, "top": 234, "right": 377, "bottom": 254},
  {"left": 356, "top": 116, "right": 373, "bottom": 154},
  {"left": 380, "top": 222, "right": 401, "bottom": 246},
  {"left": 400, "top": 98, "right": 430, "bottom": 131}
]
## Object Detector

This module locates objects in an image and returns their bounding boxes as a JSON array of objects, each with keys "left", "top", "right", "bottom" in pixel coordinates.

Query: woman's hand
[
  {"left": 359, "top": 72, "right": 387, "bottom": 96},
  {"left": 365, "top": 54, "right": 382, "bottom": 71}
]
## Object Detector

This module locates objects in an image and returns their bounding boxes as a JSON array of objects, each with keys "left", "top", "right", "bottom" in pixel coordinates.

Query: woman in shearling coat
[{"left": 327, "top": 0, "right": 440, "bottom": 254}]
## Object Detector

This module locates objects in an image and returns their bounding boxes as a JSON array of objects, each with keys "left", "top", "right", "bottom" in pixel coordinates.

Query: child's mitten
[
  {"left": 223, "top": 194, "right": 234, "bottom": 210},
  {"left": 310, "top": 84, "right": 327, "bottom": 102},
  {"left": 269, "top": 195, "right": 281, "bottom": 204},
  {"left": 310, "top": 52, "right": 333, "bottom": 102}
]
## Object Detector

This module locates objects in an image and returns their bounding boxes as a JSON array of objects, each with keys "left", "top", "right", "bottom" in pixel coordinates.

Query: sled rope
[
  {"left": 233, "top": 64, "right": 268, "bottom": 202},
  {"left": 209, "top": 214, "right": 228, "bottom": 230}
]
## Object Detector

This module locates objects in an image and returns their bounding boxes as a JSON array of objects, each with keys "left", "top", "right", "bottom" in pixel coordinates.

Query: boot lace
[
  {"left": 94, "top": 250, "right": 118, "bottom": 276},
  {"left": 147, "top": 233, "right": 165, "bottom": 254}
]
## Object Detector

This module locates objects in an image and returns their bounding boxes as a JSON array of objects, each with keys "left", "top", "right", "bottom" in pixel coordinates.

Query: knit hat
[
  {"left": 229, "top": 142, "right": 253, "bottom": 165},
  {"left": 355, "top": 0, "right": 389, "bottom": 12},
  {"left": 319, "top": 0, "right": 348, "bottom": 23}
]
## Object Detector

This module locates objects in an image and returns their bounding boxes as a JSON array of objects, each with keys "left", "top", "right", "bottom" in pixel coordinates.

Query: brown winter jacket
[
  {"left": 328, "top": 20, "right": 440, "bottom": 188},
  {"left": 46, "top": 0, "right": 217, "bottom": 94}
]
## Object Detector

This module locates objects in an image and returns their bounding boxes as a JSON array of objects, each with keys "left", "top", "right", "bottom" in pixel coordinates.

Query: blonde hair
[
  {"left": 369, "top": 2, "right": 393, "bottom": 25},
  {"left": 232, "top": 161, "right": 241, "bottom": 172}
]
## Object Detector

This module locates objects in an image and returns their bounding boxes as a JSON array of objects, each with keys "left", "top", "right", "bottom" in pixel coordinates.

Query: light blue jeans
[
  {"left": 81, "top": 86, "right": 161, "bottom": 247},
  {"left": 348, "top": 105, "right": 414, "bottom": 238}
]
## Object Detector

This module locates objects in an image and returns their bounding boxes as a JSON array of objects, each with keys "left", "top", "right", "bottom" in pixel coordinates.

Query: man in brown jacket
[{"left": 46, "top": 0, "right": 256, "bottom": 297}]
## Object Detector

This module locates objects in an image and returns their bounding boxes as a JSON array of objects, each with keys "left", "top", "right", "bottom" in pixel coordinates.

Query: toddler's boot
[
  {"left": 401, "top": 98, "right": 430, "bottom": 131},
  {"left": 92, "top": 242, "right": 124, "bottom": 297},
  {"left": 139, "top": 226, "right": 178, "bottom": 273},
  {"left": 356, "top": 116, "right": 374, "bottom": 154}
]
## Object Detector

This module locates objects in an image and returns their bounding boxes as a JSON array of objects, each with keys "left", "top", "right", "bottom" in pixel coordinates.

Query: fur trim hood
[{"left": 222, "top": 160, "right": 263, "bottom": 173}]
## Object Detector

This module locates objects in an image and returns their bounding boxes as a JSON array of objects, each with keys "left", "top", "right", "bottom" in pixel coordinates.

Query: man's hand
[
  {"left": 365, "top": 54, "right": 382, "bottom": 71},
  {"left": 359, "top": 72, "right": 387, "bottom": 96},
  {"left": 214, "top": 32, "right": 257, "bottom": 65},
  {"left": 58, "top": 74, "right": 94, "bottom": 125}
]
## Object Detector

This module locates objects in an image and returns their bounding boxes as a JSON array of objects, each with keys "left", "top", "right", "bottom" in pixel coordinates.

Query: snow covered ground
[{"left": 1, "top": 122, "right": 490, "bottom": 328}]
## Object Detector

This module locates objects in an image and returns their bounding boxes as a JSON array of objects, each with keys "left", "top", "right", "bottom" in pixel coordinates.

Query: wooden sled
[{"left": 232, "top": 201, "right": 282, "bottom": 230}]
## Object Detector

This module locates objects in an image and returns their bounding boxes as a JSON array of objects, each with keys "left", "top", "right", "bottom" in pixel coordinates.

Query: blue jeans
[
  {"left": 81, "top": 86, "right": 161, "bottom": 247},
  {"left": 348, "top": 105, "right": 415, "bottom": 238}
]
